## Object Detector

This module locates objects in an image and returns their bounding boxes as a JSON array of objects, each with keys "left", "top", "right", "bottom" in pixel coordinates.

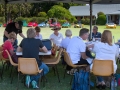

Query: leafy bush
[
  {"left": 97, "top": 12, "right": 105, "bottom": 16},
  {"left": 81, "top": 18, "right": 96, "bottom": 25},
  {"left": 15, "top": 17, "right": 46, "bottom": 23},
  {"left": 37, "top": 12, "right": 47, "bottom": 17},
  {"left": 36, "top": 17, "right": 46, "bottom": 23},
  {"left": 96, "top": 15, "right": 106, "bottom": 25},
  {"left": 0, "top": 17, "right": 5, "bottom": 23},
  {"left": 58, "top": 19, "right": 66, "bottom": 24}
]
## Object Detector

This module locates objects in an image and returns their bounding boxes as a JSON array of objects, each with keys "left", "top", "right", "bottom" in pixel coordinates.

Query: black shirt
[
  {"left": 92, "top": 32, "right": 101, "bottom": 38},
  {"left": 4, "top": 22, "right": 22, "bottom": 39},
  {"left": 19, "top": 38, "right": 44, "bottom": 66}
]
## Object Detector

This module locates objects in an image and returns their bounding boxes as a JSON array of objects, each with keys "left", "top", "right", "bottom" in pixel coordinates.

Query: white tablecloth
[{"left": 16, "top": 50, "right": 51, "bottom": 56}]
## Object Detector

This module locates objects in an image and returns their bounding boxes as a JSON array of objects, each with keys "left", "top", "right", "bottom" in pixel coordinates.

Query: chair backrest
[
  {"left": 91, "top": 59, "right": 114, "bottom": 76},
  {"left": 55, "top": 48, "right": 63, "bottom": 63},
  {"left": 0, "top": 45, "right": 3, "bottom": 51},
  {"left": 18, "top": 58, "right": 39, "bottom": 75},
  {"left": 63, "top": 50, "right": 76, "bottom": 68},
  {"left": 5, "top": 50, "right": 18, "bottom": 66}
]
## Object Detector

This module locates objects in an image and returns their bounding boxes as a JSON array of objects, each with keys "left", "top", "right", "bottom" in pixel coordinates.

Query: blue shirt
[
  {"left": 60, "top": 37, "right": 71, "bottom": 49},
  {"left": 92, "top": 32, "right": 101, "bottom": 38}
]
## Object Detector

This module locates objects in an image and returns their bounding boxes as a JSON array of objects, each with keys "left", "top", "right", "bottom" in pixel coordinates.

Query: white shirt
[
  {"left": 35, "top": 34, "right": 42, "bottom": 40},
  {"left": 67, "top": 36, "right": 86, "bottom": 64},
  {"left": 50, "top": 33, "right": 63, "bottom": 46},
  {"left": 91, "top": 42, "right": 119, "bottom": 73},
  {"left": 60, "top": 37, "right": 71, "bottom": 49}
]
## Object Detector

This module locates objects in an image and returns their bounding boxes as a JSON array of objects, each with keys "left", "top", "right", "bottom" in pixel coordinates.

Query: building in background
[{"left": 69, "top": 4, "right": 120, "bottom": 25}]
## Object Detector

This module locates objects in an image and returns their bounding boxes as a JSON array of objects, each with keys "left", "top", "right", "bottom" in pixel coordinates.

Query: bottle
[
  {"left": 111, "top": 79, "right": 114, "bottom": 90},
  {"left": 114, "top": 80, "right": 117, "bottom": 90},
  {"left": 92, "top": 37, "right": 95, "bottom": 42}
]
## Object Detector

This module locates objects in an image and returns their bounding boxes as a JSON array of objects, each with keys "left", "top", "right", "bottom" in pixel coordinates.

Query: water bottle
[
  {"left": 115, "top": 80, "right": 117, "bottom": 90},
  {"left": 111, "top": 80, "right": 117, "bottom": 90},
  {"left": 111, "top": 79, "right": 114, "bottom": 90},
  {"left": 92, "top": 37, "right": 95, "bottom": 42}
]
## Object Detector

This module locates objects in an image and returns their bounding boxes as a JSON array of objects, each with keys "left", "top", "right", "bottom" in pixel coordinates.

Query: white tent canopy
[{"left": 0, "top": 0, "right": 120, "bottom": 4}]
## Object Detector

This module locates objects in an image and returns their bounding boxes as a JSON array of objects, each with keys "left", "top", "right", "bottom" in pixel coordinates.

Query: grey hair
[
  {"left": 27, "top": 28, "right": 36, "bottom": 38},
  {"left": 65, "top": 29, "right": 72, "bottom": 37},
  {"left": 93, "top": 25, "right": 98, "bottom": 30}
]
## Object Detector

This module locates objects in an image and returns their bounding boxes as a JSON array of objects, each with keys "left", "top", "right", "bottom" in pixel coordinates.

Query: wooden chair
[
  {"left": 91, "top": 60, "right": 115, "bottom": 89},
  {"left": 17, "top": 58, "right": 43, "bottom": 90},
  {"left": 42, "top": 48, "right": 63, "bottom": 82},
  {"left": 63, "top": 50, "right": 87, "bottom": 78},
  {"left": 5, "top": 50, "right": 18, "bottom": 84}
]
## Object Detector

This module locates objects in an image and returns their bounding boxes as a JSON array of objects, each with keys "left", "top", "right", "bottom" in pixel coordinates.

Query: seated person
[
  {"left": 60, "top": 29, "right": 72, "bottom": 49},
  {"left": 35, "top": 26, "right": 42, "bottom": 40},
  {"left": 17, "top": 28, "right": 49, "bottom": 89},
  {"left": 50, "top": 26, "right": 63, "bottom": 47},
  {"left": 67, "top": 28, "right": 93, "bottom": 71},
  {"left": 92, "top": 26, "right": 101, "bottom": 39},
  {"left": 2, "top": 32, "right": 18, "bottom": 63},
  {"left": 90, "top": 30, "right": 119, "bottom": 89}
]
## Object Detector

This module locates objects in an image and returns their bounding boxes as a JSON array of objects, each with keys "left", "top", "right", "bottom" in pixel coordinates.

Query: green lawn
[{"left": 0, "top": 25, "right": 120, "bottom": 90}]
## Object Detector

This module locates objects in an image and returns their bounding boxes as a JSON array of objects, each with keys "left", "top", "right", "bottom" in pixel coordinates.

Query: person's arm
[
  {"left": 17, "top": 46, "right": 22, "bottom": 52},
  {"left": 81, "top": 52, "right": 88, "bottom": 59},
  {"left": 39, "top": 40, "right": 48, "bottom": 53},
  {"left": 17, "top": 39, "right": 23, "bottom": 52},
  {"left": 19, "top": 33, "right": 26, "bottom": 38},
  {"left": 40, "top": 46, "right": 48, "bottom": 53},
  {"left": 4, "top": 30, "right": 9, "bottom": 38}
]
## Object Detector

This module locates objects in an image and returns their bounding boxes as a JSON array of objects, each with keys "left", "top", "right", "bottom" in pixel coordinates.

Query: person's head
[
  {"left": 27, "top": 28, "right": 36, "bottom": 38},
  {"left": 15, "top": 21, "right": 23, "bottom": 30},
  {"left": 51, "top": 26, "right": 61, "bottom": 33},
  {"left": 35, "top": 26, "right": 41, "bottom": 35},
  {"left": 93, "top": 26, "right": 98, "bottom": 34},
  {"left": 101, "top": 30, "right": 112, "bottom": 46},
  {"left": 8, "top": 32, "right": 16, "bottom": 44},
  {"left": 79, "top": 28, "right": 89, "bottom": 40},
  {"left": 65, "top": 29, "right": 72, "bottom": 37}
]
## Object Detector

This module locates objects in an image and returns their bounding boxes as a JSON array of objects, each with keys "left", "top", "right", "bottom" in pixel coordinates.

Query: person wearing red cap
[{"left": 3, "top": 21, "right": 26, "bottom": 51}]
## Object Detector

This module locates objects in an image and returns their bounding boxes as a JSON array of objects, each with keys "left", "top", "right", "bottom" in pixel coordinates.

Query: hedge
[
  {"left": 81, "top": 18, "right": 96, "bottom": 25},
  {"left": 15, "top": 17, "right": 46, "bottom": 23},
  {"left": 0, "top": 17, "right": 5, "bottom": 24},
  {"left": 96, "top": 15, "right": 106, "bottom": 25}
]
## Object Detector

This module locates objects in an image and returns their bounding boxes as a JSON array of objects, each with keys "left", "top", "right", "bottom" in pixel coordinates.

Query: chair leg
[
  {"left": 17, "top": 72, "right": 20, "bottom": 90},
  {"left": 9, "top": 66, "right": 13, "bottom": 78},
  {"left": 55, "top": 65, "right": 60, "bottom": 82},
  {"left": 52, "top": 67, "right": 56, "bottom": 76},
  {"left": 63, "top": 66, "right": 67, "bottom": 79},
  {"left": 1, "top": 62, "right": 6, "bottom": 79},
  {"left": 70, "top": 76, "right": 73, "bottom": 85}
]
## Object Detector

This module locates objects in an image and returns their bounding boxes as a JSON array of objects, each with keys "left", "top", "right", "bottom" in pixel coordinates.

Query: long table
[{"left": 16, "top": 50, "right": 51, "bottom": 56}]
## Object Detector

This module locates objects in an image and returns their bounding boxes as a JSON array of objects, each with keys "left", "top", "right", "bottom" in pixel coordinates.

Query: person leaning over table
[
  {"left": 49, "top": 26, "right": 63, "bottom": 47},
  {"left": 66, "top": 28, "right": 93, "bottom": 74},
  {"left": 17, "top": 28, "right": 49, "bottom": 89},
  {"left": 3, "top": 21, "right": 26, "bottom": 51},
  {"left": 90, "top": 30, "right": 119, "bottom": 89}
]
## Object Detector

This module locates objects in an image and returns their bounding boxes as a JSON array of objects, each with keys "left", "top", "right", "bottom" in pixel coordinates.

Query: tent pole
[{"left": 89, "top": 0, "right": 93, "bottom": 40}]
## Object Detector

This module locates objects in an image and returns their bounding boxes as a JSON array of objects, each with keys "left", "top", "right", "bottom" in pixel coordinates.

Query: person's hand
[
  {"left": 87, "top": 44, "right": 94, "bottom": 48},
  {"left": 116, "top": 42, "right": 120, "bottom": 45}
]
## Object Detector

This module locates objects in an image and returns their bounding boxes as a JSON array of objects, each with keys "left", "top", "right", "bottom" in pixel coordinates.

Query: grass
[{"left": 0, "top": 25, "right": 120, "bottom": 90}]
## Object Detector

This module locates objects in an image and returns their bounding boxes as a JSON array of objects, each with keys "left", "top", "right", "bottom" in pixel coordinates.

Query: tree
[{"left": 47, "top": 5, "right": 76, "bottom": 22}]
